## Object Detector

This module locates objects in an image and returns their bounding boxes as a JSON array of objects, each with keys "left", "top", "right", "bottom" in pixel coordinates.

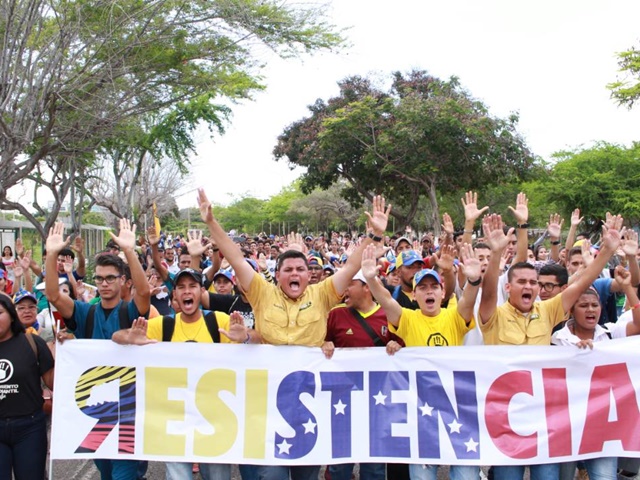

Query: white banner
[{"left": 50, "top": 338, "right": 640, "bottom": 465}]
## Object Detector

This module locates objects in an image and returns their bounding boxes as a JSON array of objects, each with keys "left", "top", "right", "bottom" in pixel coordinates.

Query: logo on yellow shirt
[{"left": 426, "top": 333, "right": 449, "bottom": 346}]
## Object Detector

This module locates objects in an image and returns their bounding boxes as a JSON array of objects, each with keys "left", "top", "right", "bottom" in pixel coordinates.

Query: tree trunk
[{"left": 426, "top": 180, "right": 440, "bottom": 236}]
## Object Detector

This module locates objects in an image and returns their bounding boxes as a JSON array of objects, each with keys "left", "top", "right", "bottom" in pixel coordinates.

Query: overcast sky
[{"left": 170, "top": 1, "right": 640, "bottom": 208}]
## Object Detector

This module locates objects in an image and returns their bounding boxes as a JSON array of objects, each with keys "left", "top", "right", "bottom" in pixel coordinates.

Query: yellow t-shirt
[
  {"left": 245, "top": 272, "right": 341, "bottom": 346},
  {"left": 146, "top": 312, "right": 231, "bottom": 343},
  {"left": 480, "top": 293, "right": 565, "bottom": 345},
  {"left": 390, "top": 307, "right": 474, "bottom": 347}
]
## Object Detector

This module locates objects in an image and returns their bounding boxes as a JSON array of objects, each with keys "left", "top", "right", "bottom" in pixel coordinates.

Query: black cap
[{"left": 172, "top": 268, "right": 203, "bottom": 287}]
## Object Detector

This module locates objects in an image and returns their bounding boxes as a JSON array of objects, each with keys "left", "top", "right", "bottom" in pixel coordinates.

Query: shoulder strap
[
  {"left": 203, "top": 311, "right": 220, "bottom": 343},
  {"left": 162, "top": 315, "right": 176, "bottom": 342},
  {"left": 25, "top": 333, "right": 39, "bottom": 365},
  {"left": 349, "top": 308, "right": 386, "bottom": 346},
  {"left": 118, "top": 301, "right": 131, "bottom": 330},
  {"left": 85, "top": 304, "right": 98, "bottom": 338},
  {"left": 605, "top": 330, "right": 613, "bottom": 340}
]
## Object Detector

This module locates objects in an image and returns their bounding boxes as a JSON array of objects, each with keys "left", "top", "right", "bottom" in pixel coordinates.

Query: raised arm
[
  {"left": 547, "top": 213, "right": 564, "bottom": 262},
  {"left": 147, "top": 226, "right": 170, "bottom": 283},
  {"left": 198, "top": 188, "right": 256, "bottom": 292},
  {"left": 617, "top": 267, "right": 640, "bottom": 336},
  {"left": 561, "top": 214, "right": 622, "bottom": 312},
  {"left": 478, "top": 215, "right": 512, "bottom": 324},
  {"left": 565, "top": 208, "right": 583, "bottom": 254},
  {"left": 185, "top": 230, "right": 211, "bottom": 273},
  {"left": 331, "top": 195, "right": 390, "bottom": 296},
  {"left": 72, "top": 235, "right": 86, "bottom": 278},
  {"left": 44, "top": 222, "right": 75, "bottom": 319},
  {"left": 361, "top": 244, "right": 402, "bottom": 326},
  {"left": 460, "top": 191, "right": 488, "bottom": 246},
  {"left": 620, "top": 229, "right": 640, "bottom": 288},
  {"left": 457, "top": 243, "right": 482, "bottom": 322},
  {"left": 509, "top": 192, "right": 529, "bottom": 265},
  {"left": 110, "top": 219, "right": 150, "bottom": 315},
  {"left": 433, "top": 244, "right": 456, "bottom": 302}
]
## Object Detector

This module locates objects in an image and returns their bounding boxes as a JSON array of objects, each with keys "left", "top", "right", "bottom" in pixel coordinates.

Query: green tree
[
  {"left": 535, "top": 142, "right": 640, "bottom": 233},
  {"left": 214, "top": 196, "right": 266, "bottom": 233},
  {"left": 608, "top": 46, "right": 640, "bottom": 108},
  {"left": 274, "top": 70, "right": 537, "bottom": 233},
  {"left": 0, "top": 0, "right": 344, "bottom": 236}
]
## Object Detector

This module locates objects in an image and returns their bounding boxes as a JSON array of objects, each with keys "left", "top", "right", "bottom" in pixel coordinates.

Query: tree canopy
[
  {"left": 0, "top": 0, "right": 344, "bottom": 235},
  {"left": 608, "top": 45, "right": 640, "bottom": 108},
  {"left": 274, "top": 70, "right": 537, "bottom": 232}
]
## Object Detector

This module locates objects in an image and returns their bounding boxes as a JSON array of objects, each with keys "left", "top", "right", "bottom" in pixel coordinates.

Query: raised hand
[
  {"left": 219, "top": 311, "right": 250, "bottom": 343},
  {"left": 601, "top": 214, "right": 624, "bottom": 252},
  {"left": 459, "top": 243, "right": 482, "bottom": 282},
  {"left": 581, "top": 240, "right": 594, "bottom": 267},
  {"left": 499, "top": 249, "right": 512, "bottom": 272},
  {"left": 18, "top": 251, "right": 32, "bottom": 271},
  {"left": 146, "top": 226, "right": 160, "bottom": 246},
  {"left": 364, "top": 195, "right": 390, "bottom": 236},
  {"left": 197, "top": 188, "right": 215, "bottom": 223},
  {"left": 257, "top": 253, "right": 268, "bottom": 271},
  {"left": 72, "top": 236, "right": 85, "bottom": 255},
  {"left": 125, "top": 318, "right": 157, "bottom": 345},
  {"left": 186, "top": 230, "right": 210, "bottom": 257},
  {"left": 441, "top": 213, "right": 454, "bottom": 237},
  {"left": 571, "top": 209, "right": 583, "bottom": 227},
  {"left": 434, "top": 244, "right": 455, "bottom": 272},
  {"left": 482, "top": 214, "right": 512, "bottom": 253},
  {"left": 621, "top": 229, "right": 639, "bottom": 257},
  {"left": 508, "top": 192, "right": 529, "bottom": 225},
  {"left": 46, "top": 222, "right": 71, "bottom": 255},
  {"left": 15, "top": 238, "right": 24, "bottom": 257},
  {"left": 361, "top": 244, "right": 380, "bottom": 280},
  {"left": 461, "top": 191, "right": 489, "bottom": 223},
  {"left": 604, "top": 212, "right": 624, "bottom": 232},
  {"left": 547, "top": 213, "right": 564, "bottom": 239},
  {"left": 614, "top": 265, "right": 632, "bottom": 289},
  {"left": 284, "top": 232, "right": 306, "bottom": 253},
  {"left": 63, "top": 259, "right": 73, "bottom": 275},
  {"left": 109, "top": 218, "right": 137, "bottom": 252}
]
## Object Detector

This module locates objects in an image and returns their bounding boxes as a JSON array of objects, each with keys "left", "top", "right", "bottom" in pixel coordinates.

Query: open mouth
[
  {"left": 522, "top": 293, "right": 533, "bottom": 302},
  {"left": 182, "top": 298, "right": 195, "bottom": 308},
  {"left": 425, "top": 298, "right": 436, "bottom": 306},
  {"left": 289, "top": 281, "right": 300, "bottom": 293}
]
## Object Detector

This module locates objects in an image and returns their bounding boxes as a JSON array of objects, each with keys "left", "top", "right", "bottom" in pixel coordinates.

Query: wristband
[
  {"left": 467, "top": 277, "right": 482, "bottom": 287},
  {"left": 550, "top": 240, "right": 561, "bottom": 246},
  {"left": 243, "top": 333, "right": 251, "bottom": 344},
  {"left": 368, "top": 232, "right": 383, "bottom": 242},
  {"left": 632, "top": 303, "right": 640, "bottom": 311},
  {"left": 516, "top": 223, "right": 530, "bottom": 229}
]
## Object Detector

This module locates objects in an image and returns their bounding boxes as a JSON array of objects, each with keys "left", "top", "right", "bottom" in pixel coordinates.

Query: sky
[{"left": 169, "top": 1, "right": 640, "bottom": 208}]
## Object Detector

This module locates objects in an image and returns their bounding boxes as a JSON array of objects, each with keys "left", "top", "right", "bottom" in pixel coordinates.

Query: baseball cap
[
  {"left": 394, "top": 236, "right": 412, "bottom": 249},
  {"left": 413, "top": 269, "right": 442, "bottom": 290},
  {"left": 307, "top": 255, "right": 323, "bottom": 266},
  {"left": 173, "top": 268, "right": 203, "bottom": 287},
  {"left": 352, "top": 270, "right": 367, "bottom": 283},
  {"left": 0, "top": 270, "right": 6, "bottom": 279},
  {"left": 304, "top": 235, "right": 314, "bottom": 242},
  {"left": 213, "top": 269, "right": 235, "bottom": 284},
  {"left": 396, "top": 250, "right": 426, "bottom": 269},
  {"left": 13, "top": 289, "right": 37, "bottom": 305}
]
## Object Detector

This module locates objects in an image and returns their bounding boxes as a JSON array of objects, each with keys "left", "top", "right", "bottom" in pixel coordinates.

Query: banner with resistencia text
[{"left": 50, "top": 338, "right": 640, "bottom": 465}]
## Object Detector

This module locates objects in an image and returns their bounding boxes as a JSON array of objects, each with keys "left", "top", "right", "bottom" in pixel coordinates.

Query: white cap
[{"left": 352, "top": 270, "right": 367, "bottom": 283}]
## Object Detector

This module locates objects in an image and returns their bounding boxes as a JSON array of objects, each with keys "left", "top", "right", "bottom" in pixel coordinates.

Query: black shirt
[
  {"left": 0, "top": 334, "right": 54, "bottom": 417},
  {"left": 208, "top": 293, "right": 255, "bottom": 329}
]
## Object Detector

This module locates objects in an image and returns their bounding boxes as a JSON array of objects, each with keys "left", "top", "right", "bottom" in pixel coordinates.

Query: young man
[
  {"left": 478, "top": 214, "right": 623, "bottom": 480},
  {"left": 45, "top": 219, "right": 150, "bottom": 480},
  {"left": 361, "top": 243, "right": 482, "bottom": 480},
  {"left": 197, "top": 188, "right": 389, "bottom": 480},
  {"left": 113, "top": 268, "right": 255, "bottom": 480}
]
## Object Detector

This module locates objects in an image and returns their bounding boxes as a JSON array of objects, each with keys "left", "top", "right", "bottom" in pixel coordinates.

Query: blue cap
[
  {"left": 396, "top": 250, "right": 426, "bottom": 269},
  {"left": 13, "top": 289, "right": 37, "bottom": 304},
  {"left": 213, "top": 268, "right": 235, "bottom": 284},
  {"left": 413, "top": 269, "right": 442, "bottom": 290}
]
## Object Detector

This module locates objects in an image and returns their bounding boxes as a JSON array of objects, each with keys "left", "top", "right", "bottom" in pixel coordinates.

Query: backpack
[
  {"left": 85, "top": 302, "right": 132, "bottom": 339},
  {"left": 25, "top": 333, "right": 52, "bottom": 415},
  {"left": 161, "top": 312, "right": 220, "bottom": 343}
]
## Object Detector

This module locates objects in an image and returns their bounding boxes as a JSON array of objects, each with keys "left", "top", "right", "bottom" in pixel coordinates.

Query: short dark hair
[
  {"left": 276, "top": 250, "right": 308, "bottom": 271},
  {"left": 539, "top": 264, "right": 569, "bottom": 286},
  {"left": 95, "top": 253, "right": 125, "bottom": 275},
  {"left": 507, "top": 262, "right": 536, "bottom": 282},
  {"left": 568, "top": 247, "right": 582, "bottom": 259},
  {"left": 179, "top": 247, "right": 190, "bottom": 257},
  {"left": 473, "top": 242, "right": 490, "bottom": 250},
  {"left": 0, "top": 293, "right": 25, "bottom": 337},
  {"left": 59, "top": 248, "right": 75, "bottom": 260}
]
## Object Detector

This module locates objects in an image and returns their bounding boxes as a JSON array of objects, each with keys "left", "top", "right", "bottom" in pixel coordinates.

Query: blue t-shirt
[
  {"left": 592, "top": 277, "right": 613, "bottom": 325},
  {"left": 70, "top": 300, "right": 143, "bottom": 339}
]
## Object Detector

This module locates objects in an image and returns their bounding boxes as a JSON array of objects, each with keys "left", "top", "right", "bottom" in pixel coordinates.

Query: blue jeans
[
  {"left": 165, "top": 462, "right": 230, "bottom": 480},
  {"left": 409, "top": 464, "right": 479, "bottom": 480},
  {"left": 329, "top": 462, "right": 386, "bottom": 480},
  {"left": 240, "top": 464, "right": 261, "bottom": 480},
  {"left": 493, "top": 464, "right": 559, "bottom": 480},
  {"left": 257, "top": 465, "right": 321, "bottom": 480},
  {"left": 0, "top": 410, "right": 48, "bottom": 480},
  {"left": 94, "top": 458, "right": 140, "bottom": 480},
  {"left": 559, "top": 458, "right": 617, "bottom": 480}
]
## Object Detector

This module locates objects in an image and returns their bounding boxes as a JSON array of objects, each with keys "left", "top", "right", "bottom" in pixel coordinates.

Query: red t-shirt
[{"left": 326, "top": 305, "right": 404, "bottom": 348}]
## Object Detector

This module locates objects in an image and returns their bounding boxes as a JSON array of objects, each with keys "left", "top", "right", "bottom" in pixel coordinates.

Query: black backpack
[
  {"left": 161, "top": 312, "right": 220, "bottom": 343},
  {"left": 85, "top": 302, "right": 131, "bottom": 338}
]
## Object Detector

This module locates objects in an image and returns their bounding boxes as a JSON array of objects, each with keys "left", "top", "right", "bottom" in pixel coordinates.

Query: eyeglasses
[
  {"left": 93, "top": 275, "right": 122, "bottom": 284},
  {"left": 538, "top": 282, "right": 561, "bottom": 292},
  {"left": 16, "top": 305, "right": 37, "bottom": 312}
]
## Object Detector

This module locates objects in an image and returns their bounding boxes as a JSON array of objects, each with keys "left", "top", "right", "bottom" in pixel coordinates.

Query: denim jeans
[
  {"left": 165, "top": 462, "right": 230, "bottom": 480},
  {"left": 257, "top": 465, "right": 321, "bottom": 480},
  {"left": 329, "top": 462, "right": 386, "bottom": 480},
  {"left": 239, "top": 464, "right": 261, "bottom": 480},
  {"left": 409, "top": 464, "right": 479, "bottom": 480},
  {"left": 559, "top": 458, "right": 617, "bottom": 480},
  {"left": 0, "top": 410, "right": 48, "bottom": 480},
  {"left": 493, "top": 464, "right": 559, "bottom": 480},
  {"left": 94, "top": 458, "right": 140, "bottom": 480}
]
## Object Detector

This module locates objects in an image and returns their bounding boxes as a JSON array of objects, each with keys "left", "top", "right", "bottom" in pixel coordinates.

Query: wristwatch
[{"left": 368, "top": 232, "right": 383, "bottom": 242}]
